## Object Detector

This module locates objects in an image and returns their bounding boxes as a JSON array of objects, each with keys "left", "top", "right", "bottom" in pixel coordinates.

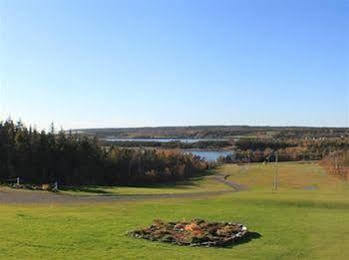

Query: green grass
[
  {"left": 220, "top": 161, "right": 346, "bottom": 191},
  {"left": 0, "top": 162, "right": 348, "bottom": 259}
]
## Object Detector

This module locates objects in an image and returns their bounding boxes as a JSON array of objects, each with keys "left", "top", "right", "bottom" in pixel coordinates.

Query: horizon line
[{"left": 71, "top": 124, "right": 349, "bottom": 131}]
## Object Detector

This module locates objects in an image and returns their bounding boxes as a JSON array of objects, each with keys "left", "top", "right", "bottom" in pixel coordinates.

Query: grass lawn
[
  {"left": 0, "top": 162, "right": 348, "bottom": 259},
  {"left": 220, "top": 161, "right": 346, "bottom": 191}
]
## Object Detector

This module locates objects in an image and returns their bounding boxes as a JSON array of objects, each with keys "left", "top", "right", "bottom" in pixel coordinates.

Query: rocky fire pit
[{"left": 129, "top": 219, "right": 252, "bottom": 247}]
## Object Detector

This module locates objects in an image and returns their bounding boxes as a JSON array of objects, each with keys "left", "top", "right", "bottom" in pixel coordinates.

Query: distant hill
[{"left": 70, "top": 125, "right": 349, "bottom": 139}]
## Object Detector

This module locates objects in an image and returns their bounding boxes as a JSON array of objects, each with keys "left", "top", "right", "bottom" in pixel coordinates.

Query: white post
[{"left": 16, "top": 177, "right": 20, "bottom": 185}]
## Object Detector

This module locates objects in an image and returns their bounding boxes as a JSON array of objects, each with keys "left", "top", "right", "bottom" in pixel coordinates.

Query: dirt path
[
  {"left": 0, "top": 174, "right": 246, "bottom": 204},
  {"left": 210, "top": 174, "right": 247, "bottom": 191}
]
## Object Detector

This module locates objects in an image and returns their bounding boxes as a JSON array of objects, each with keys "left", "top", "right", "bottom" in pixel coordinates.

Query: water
[
  {"left": 103, "top": 138, "right": 233, "bottom": 162},
  {"left": 184, "top": 150, "right": 234, "bottom": 162},
  {"left": 103, "top": 138, "right": 227, "bottom": 143}
]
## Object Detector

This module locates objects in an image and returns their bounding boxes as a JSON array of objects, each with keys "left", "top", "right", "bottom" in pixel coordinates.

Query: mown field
[
  {"left": 221, "top": 161, "right": 346, "bottom": 191},
  {"left": 0, "top": 162, "right": 348, "bottom": 259}
]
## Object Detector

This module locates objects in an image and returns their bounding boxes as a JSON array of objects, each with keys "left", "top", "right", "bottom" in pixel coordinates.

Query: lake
[
  {"left": 184, "top": 150, "right": 234, "bottom": 162},
  {"left": 103, "top": 138, "right": 233, "bottom": 161}
]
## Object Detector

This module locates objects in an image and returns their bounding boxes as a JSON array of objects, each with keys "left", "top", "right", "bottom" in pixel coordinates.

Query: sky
[{"left": 0, "top": 0, "right": 348, "bottom": 130}]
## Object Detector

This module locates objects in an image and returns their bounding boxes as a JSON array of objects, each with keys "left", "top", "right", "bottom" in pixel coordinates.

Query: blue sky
[{"left": 1, "top": 0, "right": 348, "bottom": 130}]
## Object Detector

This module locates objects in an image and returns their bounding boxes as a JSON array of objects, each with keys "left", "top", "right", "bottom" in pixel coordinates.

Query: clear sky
[{"left": 1, "top": 0, "right": 348, "bottom": 130}]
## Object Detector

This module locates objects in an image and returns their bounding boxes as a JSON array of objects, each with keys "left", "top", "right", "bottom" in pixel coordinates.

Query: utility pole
[{"left": 273, "top": 151, "right": 279, "bottom": 191}]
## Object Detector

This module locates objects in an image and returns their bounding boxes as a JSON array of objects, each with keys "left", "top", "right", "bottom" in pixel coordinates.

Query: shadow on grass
[
  {"left": 60, "top": 171, "right": 216, "bottom": 194},
  {"left": 225, "top": 232, "right": 262, "bottom": 249},
  {"left": 128, "top": 171, "right": 216, "bottom": 189},
  {"left": 60, "top": 186, "right": 111, "bottom": 194},
  {"left": 126, "top": 177, "right": 203, "bottom": 190}
]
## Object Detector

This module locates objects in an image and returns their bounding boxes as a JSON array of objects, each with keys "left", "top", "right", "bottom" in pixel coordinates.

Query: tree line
[
  {"left": 0, "top": 120, "right": 210, "bottom": 186},
  {"left": 219, "top": 138, "right": 349, "bottom": 163},
  {"left": 101, "top": 140, "right": 231, "bottom": 149},
  {"left": 234, "top": 139, "right": 297, "bottom": 151}
]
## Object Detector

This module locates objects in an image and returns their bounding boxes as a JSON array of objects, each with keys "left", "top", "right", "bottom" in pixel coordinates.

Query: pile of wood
[
  {"left": 11, "top": 183, "right": 58, "bottom": 192},
  {"left": 129, "top": 219, "right": 249, "bottom": 247}
]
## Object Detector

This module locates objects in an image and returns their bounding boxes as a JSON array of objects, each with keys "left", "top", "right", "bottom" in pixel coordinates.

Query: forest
[
  {"left": 0, "top": 120, "right": 209, "bottom": 186},
  {"left": 220, "top": 138, "right": 349, "bottom": 163}
]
